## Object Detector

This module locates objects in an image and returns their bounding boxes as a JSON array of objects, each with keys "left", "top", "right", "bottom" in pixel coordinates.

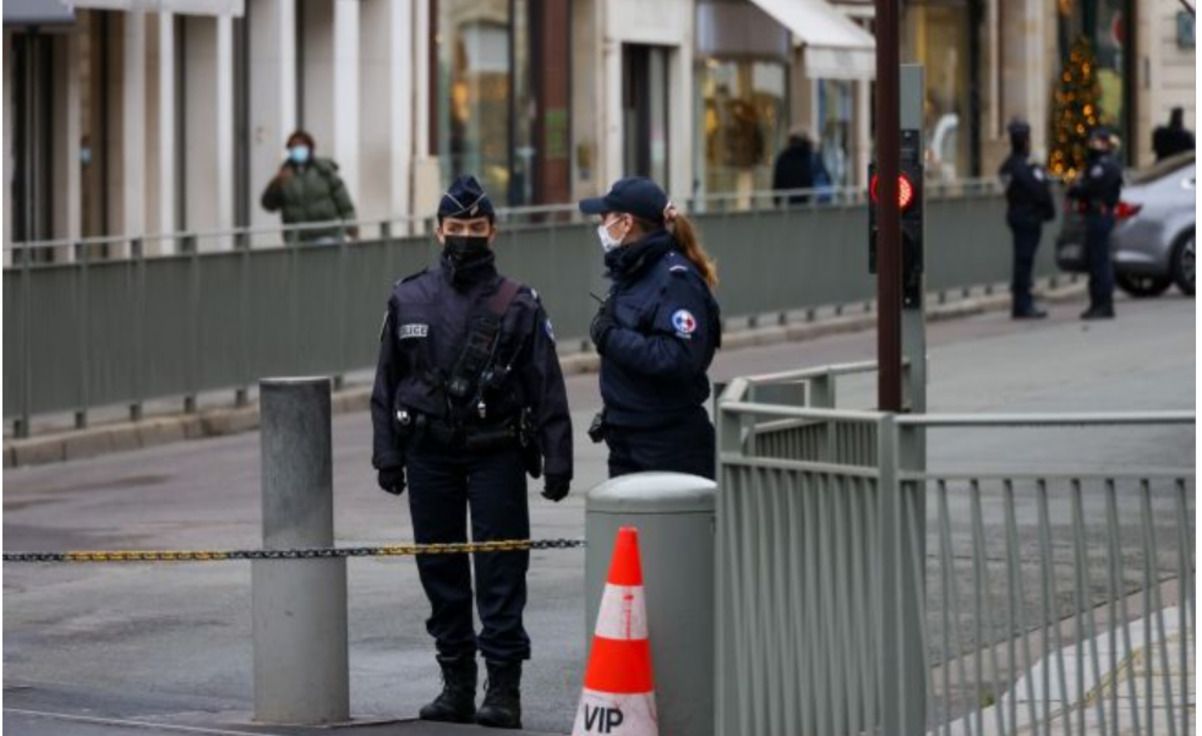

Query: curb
[{"left": 4, "top": 282, "right": 1086, "bottom": 469}]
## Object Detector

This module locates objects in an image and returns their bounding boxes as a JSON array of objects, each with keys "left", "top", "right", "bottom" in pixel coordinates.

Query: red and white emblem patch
[{"left": 671, "top": 309, "right": 697, "bottom": 337}]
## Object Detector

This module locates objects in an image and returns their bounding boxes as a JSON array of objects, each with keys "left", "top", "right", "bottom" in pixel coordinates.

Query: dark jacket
[
  {"left": 1067, "top": 151, "right": 1123, "bottom": 211},
  {"left": 998, "top": 152, "right": 1055, "bottom": 226},
  {"left": 772, "top": 140, "right": 814, "bottom": 204},
  {"left": 599, "top": 229, "right": 721, "bottom": 428},
  {"left": 260, "top": 158, "right": 357, "bottom": 240},
  {"left": 370, "top": 252, "right": 573, "bottom": 479},
  {"left": 1153, "top": 124, "right": 1195, "bottom": 161}
]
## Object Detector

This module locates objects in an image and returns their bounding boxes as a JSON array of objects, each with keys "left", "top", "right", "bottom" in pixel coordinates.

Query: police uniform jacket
[
  {"left": 998, "top": 153, "right": 1055, "bottom": 227},
  {"left": 600, "top": 229, "right": 721, "bottom": 428},
  {"left": 370, "top": 253, "right": 573, "bottom": 479},
  {"left": 1067, "top": 153, "right": 1123, "bottom": 211}
]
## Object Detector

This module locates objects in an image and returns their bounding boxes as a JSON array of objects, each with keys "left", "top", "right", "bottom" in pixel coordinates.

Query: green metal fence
[
  {"left": 4, "top": 186, "right": 1058, "bottom": 432},
  {"left": 715, "top": 366, "right": 1194, "bottom": 735}
]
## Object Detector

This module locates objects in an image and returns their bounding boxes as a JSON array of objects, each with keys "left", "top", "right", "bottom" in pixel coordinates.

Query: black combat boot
[
  {"left": 419, "top": 655, "right": 476, "bottom": 723},
  {"left": 476, "top": 660, "right": 522, "bottom": 729}
]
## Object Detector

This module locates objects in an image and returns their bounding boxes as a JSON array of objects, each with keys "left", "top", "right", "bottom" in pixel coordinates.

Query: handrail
[
  {"left": 5, "top": 176, "right": 1006, "bottom": 253},
  {"left": 897, "top": 410, "right": 1196, "bottom": 427},
  {"left": 718, "top": 401, "right": 887, "bottom": 423}
]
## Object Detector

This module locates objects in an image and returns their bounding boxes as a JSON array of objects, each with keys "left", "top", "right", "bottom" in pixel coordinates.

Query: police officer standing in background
[
  {"left": 580, "top": 177, "right": 722, "bottom": 479},
  {"left": 1067, "top": 127, "right": 1124, "bottom": 320},
  {"left": 371, "top": 176, "right": 572, "bottom": 729},
  {"left": 998, "top": 118, "right": 1056, "bottom": 319}
]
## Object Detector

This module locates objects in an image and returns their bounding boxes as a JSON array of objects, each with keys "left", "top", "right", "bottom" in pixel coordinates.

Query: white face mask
[{"left": 597, "top": 219, "right": 626, "bottom": 253}]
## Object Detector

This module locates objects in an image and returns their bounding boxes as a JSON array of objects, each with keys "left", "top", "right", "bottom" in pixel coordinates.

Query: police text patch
[{"left": 399, "top": 323, "right": 429, "bottom": 340}]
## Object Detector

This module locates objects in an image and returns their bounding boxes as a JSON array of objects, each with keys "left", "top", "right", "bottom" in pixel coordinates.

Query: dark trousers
[
  {"left": 1008, "top": 220, "right": 1042, "bottom": 315},
  {"left": 1085, "top": 213, "right": 1116, "bottom": 311},
  {"left": 406, "top": 442, "right": 531, "bottom": 662},
  {"left": 605, "top": 411, "right": 716, "bottom": 480}
]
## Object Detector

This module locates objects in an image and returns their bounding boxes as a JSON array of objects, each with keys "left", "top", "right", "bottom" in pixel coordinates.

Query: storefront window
[
  {"left": 437, "top": 0, "right": 511, "bottom": 200},
  {"left": 697, "top": 58, "right": 788, "bottom": 197},
  {"left": 435, "top": 0, "right": 569, "bottom": 206},
  {"left": 817, "top": 79, "right": 854, "bottom": 187},
  {"left": 905, "top": 2, "right": 972, "bottom": 181}
]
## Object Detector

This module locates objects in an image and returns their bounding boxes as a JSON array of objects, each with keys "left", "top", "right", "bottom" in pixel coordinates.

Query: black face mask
[
  {"left": 442, "top": 235, "right": 494, "bottom": 284},
  {"left": 444, "top": 235, "right": 490, "bottom": 262}
]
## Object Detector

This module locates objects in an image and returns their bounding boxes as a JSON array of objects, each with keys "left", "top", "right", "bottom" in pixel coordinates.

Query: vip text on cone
[{"left": 573, "top": 526, "right": 658, "bottom": 735}]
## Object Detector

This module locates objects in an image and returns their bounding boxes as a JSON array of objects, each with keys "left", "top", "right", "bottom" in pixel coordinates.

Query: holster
[
  {"left": 587, "top": 410, "right": 607, "bottom": 444},
  {"left": 519, "top": 410, "right": 543, "bottom": 479}
]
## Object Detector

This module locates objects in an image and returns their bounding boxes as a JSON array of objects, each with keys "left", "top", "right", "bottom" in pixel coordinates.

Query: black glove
[
  {"left": 541, "top": 474, "right": 571, "bottom": 502},
  {"left": 377, "top": 466, "right": 407, "bottom": 496},
  {"left": 589, "top": 308, "right": 616, "bottom": 354}
]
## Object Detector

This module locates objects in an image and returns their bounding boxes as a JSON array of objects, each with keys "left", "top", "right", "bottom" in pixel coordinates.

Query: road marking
[{"left": 4, "top": 708, "right": 290, "bottom": 736}]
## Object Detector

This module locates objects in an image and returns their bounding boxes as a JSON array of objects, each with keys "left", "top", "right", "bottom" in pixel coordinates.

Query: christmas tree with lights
[{"left": 1048, "top": 36, "right": 1104, "bottom": 179}]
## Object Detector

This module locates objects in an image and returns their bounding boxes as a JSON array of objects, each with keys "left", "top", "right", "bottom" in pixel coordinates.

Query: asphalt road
[{"left": 3, "top": 293, "right": 1194, "bottom": 735}]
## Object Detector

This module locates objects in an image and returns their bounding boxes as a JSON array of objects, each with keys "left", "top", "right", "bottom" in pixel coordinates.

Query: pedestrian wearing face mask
[
  {"left": 1067, "top": 127, "right": 1123, "bottom": 319},
  {"left": 579, "top": 177, "right": 722, "bottom": 480},
  {"left": 370, "top": 175, "right": 572, "bottom": 729},
  {"left": 260, "top": 129, "right": 358, "bottom": 244}
]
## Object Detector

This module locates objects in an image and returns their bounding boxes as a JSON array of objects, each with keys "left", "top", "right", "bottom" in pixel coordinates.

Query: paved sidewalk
[{"left": 943, "top": 606, "right": 1195, "bottom": 735}]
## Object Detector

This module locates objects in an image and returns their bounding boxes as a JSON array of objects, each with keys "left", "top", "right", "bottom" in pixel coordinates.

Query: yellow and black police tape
[{"left": 2, "top": 538, "right": 586, "bottom": 563}]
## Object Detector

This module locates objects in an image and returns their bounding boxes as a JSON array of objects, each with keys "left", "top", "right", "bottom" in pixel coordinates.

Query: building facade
[{"left": 4, "top": 0, "right": 1195, "bottom": 254}]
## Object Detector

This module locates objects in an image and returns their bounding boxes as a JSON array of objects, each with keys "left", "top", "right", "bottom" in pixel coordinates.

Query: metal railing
[
  {"left": 4, "top": 180, "right": 1036, "bottom": 435},
  {"left": 715, "top": 366, "right": 1194, "bottom": 735},
  {"left": 3, "top": 179, "right": 1007, "bottom": 256}
]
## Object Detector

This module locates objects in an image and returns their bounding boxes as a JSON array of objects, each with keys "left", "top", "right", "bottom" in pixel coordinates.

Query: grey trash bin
[{"left": 585, "top": 472, "right": 716, "bottom": 736}]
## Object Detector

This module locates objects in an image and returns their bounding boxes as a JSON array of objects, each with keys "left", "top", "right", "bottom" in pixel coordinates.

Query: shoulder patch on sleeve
[
  {"left": 671, "top": 309, "right": 698, "bottom": 338},
  {"left": 1033, "top": 167, "right": 1046, "bottom": 181},
  {"left": 669, "top": 264, "right": 690, "bottom": 274},
  {"left": 1090, "top": 164, "right": 1104, "bottom": 178}
]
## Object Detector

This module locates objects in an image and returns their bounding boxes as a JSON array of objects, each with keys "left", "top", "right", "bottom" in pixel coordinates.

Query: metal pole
[
  {"left": 875, "top": 0, "right": 902, "bottom": 411},
  {"left": 252, "top": 377, "right": 349, "bottom": 724},
  {"left": 898, "top": 62, "right": 929, "bottom": 736}
]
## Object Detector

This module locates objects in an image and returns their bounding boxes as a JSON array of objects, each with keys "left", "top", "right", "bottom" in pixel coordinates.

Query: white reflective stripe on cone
[
  {"left": 571, "top": 687, "right": 658, "bottom": 736},
  {"left": 593, "top": 583, "right": 648, "bottom": 640}
]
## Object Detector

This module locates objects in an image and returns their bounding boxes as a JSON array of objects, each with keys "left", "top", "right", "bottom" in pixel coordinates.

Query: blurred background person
[
  {"left": 260, "top": 130, "right": 358, "bottom": 244},
  {"left": 1067, "top": 127, "right": 1123, "bottom": 320},
  {"left": 1153, "top": 107, "right": 1195, "bottom": 161},
  {"left": 998, "top": 118, "right": 1056, "bottom": 319},
  {"left": 772, "top": 126, "right": 815, "bottom": 206},
  {"left": 580, "top": 177, "right": 721, "bottom": 480}
]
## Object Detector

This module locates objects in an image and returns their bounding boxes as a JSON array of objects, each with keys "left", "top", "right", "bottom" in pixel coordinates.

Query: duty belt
[{"left": 416, "top": 413, "right": 523, "bottom": 452}]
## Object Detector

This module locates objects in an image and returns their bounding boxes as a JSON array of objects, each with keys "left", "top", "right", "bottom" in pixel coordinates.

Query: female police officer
[
  {"left": 579, "top": 177, "right": 721, "bottom": 479},
  {"left": 371, "top": 175, "right": 572, "bottom": 729}
]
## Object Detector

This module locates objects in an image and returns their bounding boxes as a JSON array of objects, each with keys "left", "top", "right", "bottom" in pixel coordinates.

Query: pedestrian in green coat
[{"left": 261, "top": 130, "right": 358, "bottom": 243}]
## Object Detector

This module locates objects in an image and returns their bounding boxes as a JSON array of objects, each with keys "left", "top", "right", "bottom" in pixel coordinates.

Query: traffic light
[{"left": 868, "top": 129, "right": 925, "bottom": 308}]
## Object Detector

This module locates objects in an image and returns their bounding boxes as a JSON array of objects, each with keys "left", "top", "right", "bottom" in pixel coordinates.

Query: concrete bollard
[
  {"left": 586, "top": 472, "right": 716, "bottom": 736},
  {"left": 252, "top": 378, "right": 349, "bottom": 724}
]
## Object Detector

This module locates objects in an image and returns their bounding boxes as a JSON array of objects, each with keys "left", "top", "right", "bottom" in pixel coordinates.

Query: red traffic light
[{"left": 870, "top": 173, "right": 916, "bottom": 210}]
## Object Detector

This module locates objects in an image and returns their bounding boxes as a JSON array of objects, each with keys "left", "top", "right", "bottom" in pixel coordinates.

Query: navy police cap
[
  {"left": 579, "top": 177, "right": 669, "bottom": 224},
  {"left": 439, "top": 175, "right": 495, "bottom": 220}
]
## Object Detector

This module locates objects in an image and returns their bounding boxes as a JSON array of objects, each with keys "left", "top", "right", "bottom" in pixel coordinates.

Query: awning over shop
[
  {"left": 748, "top": 0, "right": 876, "bottom": 80},
  {"left": 4, "top": 0, "right": 75, "bottom": 28}
]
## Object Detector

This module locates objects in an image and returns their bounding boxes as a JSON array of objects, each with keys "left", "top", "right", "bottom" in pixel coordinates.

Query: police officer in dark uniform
[
  {"left": 998, "top": 118, "right": 1056, "bottom": 319},
  {"left": 1067, "top": 127, "right": 1124, "bottom": 319},
  {"left": 371, "top": 175, "right": 572, "bottom": 729},
  {"left": 580, "top": 177, "right": 722, "bottom": 479}
]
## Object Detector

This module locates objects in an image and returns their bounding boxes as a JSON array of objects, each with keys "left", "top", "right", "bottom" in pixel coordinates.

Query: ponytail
[{"left": 663, "top": 205, "right": 718, "bottom": 289}]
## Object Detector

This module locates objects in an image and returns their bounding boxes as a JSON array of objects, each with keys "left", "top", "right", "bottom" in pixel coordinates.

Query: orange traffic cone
[{"left": 572, "top": 526, "right": 658, "bottom": 736}]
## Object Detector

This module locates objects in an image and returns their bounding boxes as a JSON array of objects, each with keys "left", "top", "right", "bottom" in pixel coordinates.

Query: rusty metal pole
[{"left": 876, "top": 0, "right": 902, "bottom": 412}]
